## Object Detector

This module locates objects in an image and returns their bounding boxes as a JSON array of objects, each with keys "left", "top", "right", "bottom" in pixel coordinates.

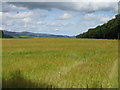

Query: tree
[{"left": 76, "top": 14, "right": 120, "bottom": 39}]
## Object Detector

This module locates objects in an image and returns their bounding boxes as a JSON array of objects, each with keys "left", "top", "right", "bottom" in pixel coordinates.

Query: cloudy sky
[{"left": 1, "top": 0, "right": 119, "bottom": 36}]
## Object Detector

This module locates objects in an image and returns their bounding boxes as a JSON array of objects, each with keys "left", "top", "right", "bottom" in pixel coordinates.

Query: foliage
[{"left": 76, "top": 14, "right": 120, "bottom": 39}]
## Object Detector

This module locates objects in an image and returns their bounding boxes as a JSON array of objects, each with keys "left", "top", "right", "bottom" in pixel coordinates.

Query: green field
[{"left": 2, "top": 38, "right": 118, "bottom": 88}]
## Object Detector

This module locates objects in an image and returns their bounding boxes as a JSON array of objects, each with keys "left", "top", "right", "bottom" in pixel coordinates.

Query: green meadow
[{"left": 2, "top": 38, "right": 118, "bottom": 88}]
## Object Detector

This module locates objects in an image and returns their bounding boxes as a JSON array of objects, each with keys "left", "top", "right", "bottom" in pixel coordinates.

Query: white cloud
[
  {"left": 83, "top": 13, "right": 111, "bottom": 23},
  {"left": 80, "top": 21, "right": 98, "bottom": 27},
  {"left": 0, "top": 12, "right": 2, "bottom": 22},
  {"left": 14, "top": 12, "right": 33, "bottom": 18},
  {"left": 84, "top": 13, "right": 97, "bottom": 20},
  {"left": 47, "top": 22, "right": 62, "bottom": 26},
  {"left": 55, "top": 28, "right": 59, "bottom": 31},
  {"left": 62, "top": 23, "right": 75, "bottom": 26},
  {"left": 31, "top": 25, "right": 36, "bottom": 28},
  {"left": 100, "top": 17, "right": 111, "bottom": 22},
  {"left": 112, "top": 15, "right": 116, "bottom": 19},
  {"left": 0, "top": 12, "right": 2, "bottom": 16},
  {"left": 2, "top": 11, "right": 33, "bottom": 26},
  {"left": 37, "top": 21, "right": 45, "bottom": 25},
  {"left": 5, "top": 21, "right": 14, "bottom": 26},
  {"left": 3, "top": 11, "right": 34, "bottom": 19},
  {"left": 58, "top": 13, "right": 73, "bottom": 20},
  {"left": 46, "top": 22, "right": 74, "bottom": 27},
  {"left": 23, "top": 18, "right": 31, "bottom": 23}
]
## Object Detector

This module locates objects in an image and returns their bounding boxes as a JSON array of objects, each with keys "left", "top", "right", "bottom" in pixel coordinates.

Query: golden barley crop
[{"left": 2, "top": 38, "right": 118, "bottom": 88}]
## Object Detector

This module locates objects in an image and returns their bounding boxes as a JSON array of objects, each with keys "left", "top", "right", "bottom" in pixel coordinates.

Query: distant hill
[
  {"left": 0, "top": 30, "right": 70, "bottom": 38},
  {"left": 76, "top": 14, "right": 120, "bottom": 39},
  {"left": 0, "top": 30, "right": 13, "bottom": 38}
]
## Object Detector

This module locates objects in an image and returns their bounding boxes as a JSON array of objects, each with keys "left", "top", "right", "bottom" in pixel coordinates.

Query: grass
[{"left": 2, "top": 38, "right": 118, "bottom": 88}]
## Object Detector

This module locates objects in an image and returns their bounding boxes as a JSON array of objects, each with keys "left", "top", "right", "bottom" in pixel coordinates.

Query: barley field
[{"left": 2, "top": 38, "right": 118, "bottom": 88}]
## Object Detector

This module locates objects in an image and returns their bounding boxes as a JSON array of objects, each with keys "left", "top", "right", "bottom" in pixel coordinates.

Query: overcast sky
[{"left": 1, "top": 0, "right": 119, "bottom": 36}]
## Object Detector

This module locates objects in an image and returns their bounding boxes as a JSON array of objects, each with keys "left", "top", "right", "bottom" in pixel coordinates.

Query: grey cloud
[
  {"left": 4, "top": 2, "right": 118, "bottom": 12},
  {"left": 7, "top": 2, "right": 75, "bottom": 11},
  {"left": 2, "top": 2, "right": 27, "bottom": 12}
]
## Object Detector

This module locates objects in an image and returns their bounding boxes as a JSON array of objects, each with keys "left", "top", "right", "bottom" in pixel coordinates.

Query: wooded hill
[{"left": 76, "top": 14, "right": 120, "bottom": 39}]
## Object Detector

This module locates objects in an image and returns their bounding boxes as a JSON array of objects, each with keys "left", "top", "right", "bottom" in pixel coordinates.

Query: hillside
[
  {"left": 0, "top": 30, "right": 70, "bottom": 38},
  {"left": 0, "top": 30, "right": 13, "bottom": 38},
  {"left": 76, "top": 14, "right": 120, "bottom": 39}
]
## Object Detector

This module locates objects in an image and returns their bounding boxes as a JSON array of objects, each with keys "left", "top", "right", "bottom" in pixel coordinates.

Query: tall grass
[{"left": 2, "top": 38, "right": 118, "bottom": 88}]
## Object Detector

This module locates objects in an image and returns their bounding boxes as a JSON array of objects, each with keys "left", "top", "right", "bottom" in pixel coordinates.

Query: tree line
[{"left": 76, "top": 14, "right": 120, "bottom": 39}]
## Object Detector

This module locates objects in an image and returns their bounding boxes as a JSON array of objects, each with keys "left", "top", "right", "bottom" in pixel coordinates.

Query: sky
[{"left": 0, "top": 0, "right": 119, "bottom": 36}]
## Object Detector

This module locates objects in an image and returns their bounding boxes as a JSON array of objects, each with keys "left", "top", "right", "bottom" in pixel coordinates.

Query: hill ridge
[{"left": 0, "top": 30, "right": 71, "bottom": 38}]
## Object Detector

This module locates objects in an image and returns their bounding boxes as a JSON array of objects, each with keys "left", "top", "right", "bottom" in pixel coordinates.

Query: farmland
[{"left": 2, "top": 38, "right": 118, "bottom": 88}]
